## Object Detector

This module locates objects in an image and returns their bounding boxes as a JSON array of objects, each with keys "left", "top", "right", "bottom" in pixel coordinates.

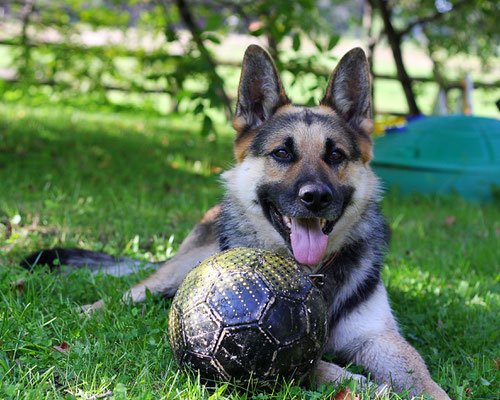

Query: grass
[{"left": 0, "top": 103, "right": 499, "bottom": 399}]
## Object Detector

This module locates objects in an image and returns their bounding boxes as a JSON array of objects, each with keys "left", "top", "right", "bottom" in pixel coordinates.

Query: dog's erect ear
[
  {"left": 233, "top": 45, "right": 290, "bottom": 135},
  {"left": 321, "top": 48, "right": 374, "bottom": 135}
]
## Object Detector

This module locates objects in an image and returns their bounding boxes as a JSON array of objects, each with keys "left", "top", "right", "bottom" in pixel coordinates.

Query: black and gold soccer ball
[{"left": 168, "top": 247, "right": 328, "bottom": 383}]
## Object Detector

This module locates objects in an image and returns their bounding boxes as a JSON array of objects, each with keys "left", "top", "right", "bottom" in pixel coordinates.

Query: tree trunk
[
  {"left": 20, "top": 0, "right": 35, "bottom": 79},
  {"left": 174, "top": 0, "right": 233, "bottom": 119},
  {"left": 364, "top": 0, "right": 376, "bottom": 114},
  {"left": 375, "top": 0, "right": 421, "bottom": 115},
  {"left": 266, "top": 32, "right": 278, "bottom": 61}
]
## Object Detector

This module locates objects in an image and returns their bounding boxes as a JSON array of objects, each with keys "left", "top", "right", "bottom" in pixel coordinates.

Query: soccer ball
[{"left": 168, "top": 247, "right": 328, "bottom": 383}]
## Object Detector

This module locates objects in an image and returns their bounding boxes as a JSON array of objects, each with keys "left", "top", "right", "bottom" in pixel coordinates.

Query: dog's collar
[{"left": 309, "top": 251, "right": 339, "bottom": 285}]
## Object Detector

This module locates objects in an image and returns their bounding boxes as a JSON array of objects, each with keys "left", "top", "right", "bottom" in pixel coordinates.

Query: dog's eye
[
  {"left": 273, "top": 149, "right": 290, "bottom": 160},
  {"left": 328, "top": 149, "right": 345, "bottom": 164}
]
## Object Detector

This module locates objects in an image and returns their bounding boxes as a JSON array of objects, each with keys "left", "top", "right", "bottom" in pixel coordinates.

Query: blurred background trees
[
  {"left": 367, "top": 0, "right": 499, "bottom": 115},
  {"left": 0, "top": 0, "right": 498, "bottom": 133}
]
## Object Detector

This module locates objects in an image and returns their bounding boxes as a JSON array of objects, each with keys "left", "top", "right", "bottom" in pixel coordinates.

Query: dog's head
[{"left": 224, "top": 45, "right": 377, "bottom": 267}]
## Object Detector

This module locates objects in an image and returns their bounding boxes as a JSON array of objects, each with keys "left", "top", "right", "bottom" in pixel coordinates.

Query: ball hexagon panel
[
  {"left": 207, "top": 270, "right": 271, "bottom": 326},
  {"left": 211, "top": 248, "right": 261, "bottom": 273},
  {"left": 214, "top": 324, "right": 277, "bottom": 381},
  {"left": 183, "top": 303, "right": 221, "bottom": 356},
  {"left": 173, "top": 260, "right": 220, "bottom": 313},
  {"left": 261, "top": 296, "right": 306, "bottom": 346},
  {"left": 168, "top": 304, "right": 185, "bottom": 365},
  {"left": 304, "top": 287, "right": 328, "bottom": 343},
  {"left": 273, "top": 336, "right": 321, "bottom": 379},
  {"left": 182, "top": 351, "right": 228, "bottom": 381},
  {"left": 254, "top": 254, "right": 312, "bottom": 301}
]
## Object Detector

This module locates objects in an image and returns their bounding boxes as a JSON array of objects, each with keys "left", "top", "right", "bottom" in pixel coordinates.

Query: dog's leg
[
  {"left": 314, "top": 360, "right": 368, "bottom": 386},
  {"left": 82, "top": 205, "right": 221, "bottom": 312},
  {"left": 326, "top": 283, "right": 450, "bottom": 400},
  {"left": 351, "top": 331, "right": 450, "bottom": 400},
  {"left": 314, "top": 361, "right": 389, "bottom": 396},
  {"left": 123, "top": 242, "right": 218, "bottom": 303}
]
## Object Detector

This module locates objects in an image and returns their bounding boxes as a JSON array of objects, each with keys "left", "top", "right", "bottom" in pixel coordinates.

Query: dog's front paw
[
  {"left": 422, "top": 383, "right": 451, "bottom": 400},
  {"left": 79, "top": 299, "right": 105, "bottom": 316},
  {"left": 315, "top": 360, "right": 368, "bottom": 387},
  {"left": 373, "top": 382, "right": 389, "bottom": 398}
]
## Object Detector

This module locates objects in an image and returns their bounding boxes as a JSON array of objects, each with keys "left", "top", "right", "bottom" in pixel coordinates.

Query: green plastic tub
[{"left": 372, "top": 115, "right": 500, "bottom": 202}]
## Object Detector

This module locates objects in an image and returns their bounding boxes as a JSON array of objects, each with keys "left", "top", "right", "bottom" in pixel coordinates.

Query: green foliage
[
  {"left": 2, "top": 1, "right": 498, "bottom": 123},
  {"left": 394, "top": 0, "right": 499, "bottom": 63},
  {"left": 1, "top": 0, "right": 343, "bottom": 133},
  {"left": 0, "top": 104, "right": 499, "bottom": 399}
]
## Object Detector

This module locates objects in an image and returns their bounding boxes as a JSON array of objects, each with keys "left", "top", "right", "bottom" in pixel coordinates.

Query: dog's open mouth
[{"left": 266, "top": 202, "right": 335, "bottom": 266}]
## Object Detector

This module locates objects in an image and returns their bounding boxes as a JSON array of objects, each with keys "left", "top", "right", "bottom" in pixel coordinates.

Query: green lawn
[{"left": 0, "top": 104, "right": 498, "bottom": 399}]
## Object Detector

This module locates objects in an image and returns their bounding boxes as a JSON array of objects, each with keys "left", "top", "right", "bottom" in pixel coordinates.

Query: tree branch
[
  {"left": 398, "top": 0, "right": 468, "bottom": 38},
  {"left": 174, "top": 0, "right": 233, "bottom": 119},
  {"left": 363, "top": 0, "right": 377, "bottom": 113},
  {"left": 375, "top": 0, "right": 421, "bottom": 115},
  {"left": 19, "top": 0, "right": 35, "bottom": 76}
]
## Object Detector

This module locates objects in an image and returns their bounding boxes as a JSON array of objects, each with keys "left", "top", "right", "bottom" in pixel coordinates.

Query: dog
[{"left": 24, "top": 45, "right": 450, "bottom": 399}]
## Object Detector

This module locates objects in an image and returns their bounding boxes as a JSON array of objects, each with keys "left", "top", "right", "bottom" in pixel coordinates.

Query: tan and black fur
[{"left": 24, "top": 45, "right": 450, "bottom": 399}]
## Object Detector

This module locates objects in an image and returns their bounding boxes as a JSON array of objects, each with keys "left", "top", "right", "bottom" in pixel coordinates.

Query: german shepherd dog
[{"left": 24, "top": 45, "right": 450, "bottom": 399}]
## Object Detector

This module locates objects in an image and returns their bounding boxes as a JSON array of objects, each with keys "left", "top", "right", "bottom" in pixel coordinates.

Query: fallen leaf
[
  {"left": 10, "top": 278, "right": 24, "bottom": 296},
  {"left": 330, "top": 388, "right": 360, "bottom": 400},
  {"left": 51, "top": 342, "right": 70, "bottom": 355},
  {"left": 444, "top": 216, "right": 456, "bottom": 227}
]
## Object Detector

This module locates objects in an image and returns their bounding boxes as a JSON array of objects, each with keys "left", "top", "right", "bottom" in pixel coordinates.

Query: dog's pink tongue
[{"left": 290, "top": 218, "right": 328, "bottom": 266}]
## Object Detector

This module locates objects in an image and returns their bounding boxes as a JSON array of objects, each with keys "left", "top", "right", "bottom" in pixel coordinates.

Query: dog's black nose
[{"left": 299, "top": 183, "right": 333, "bottom": 212}]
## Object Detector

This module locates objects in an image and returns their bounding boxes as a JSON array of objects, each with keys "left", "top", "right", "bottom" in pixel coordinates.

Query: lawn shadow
[
  {"left": 0, "top": 107, "right": 234, "bottom": 254},
  {"left": 387, "top": 282, "right": 497, "bottom": 371}
]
